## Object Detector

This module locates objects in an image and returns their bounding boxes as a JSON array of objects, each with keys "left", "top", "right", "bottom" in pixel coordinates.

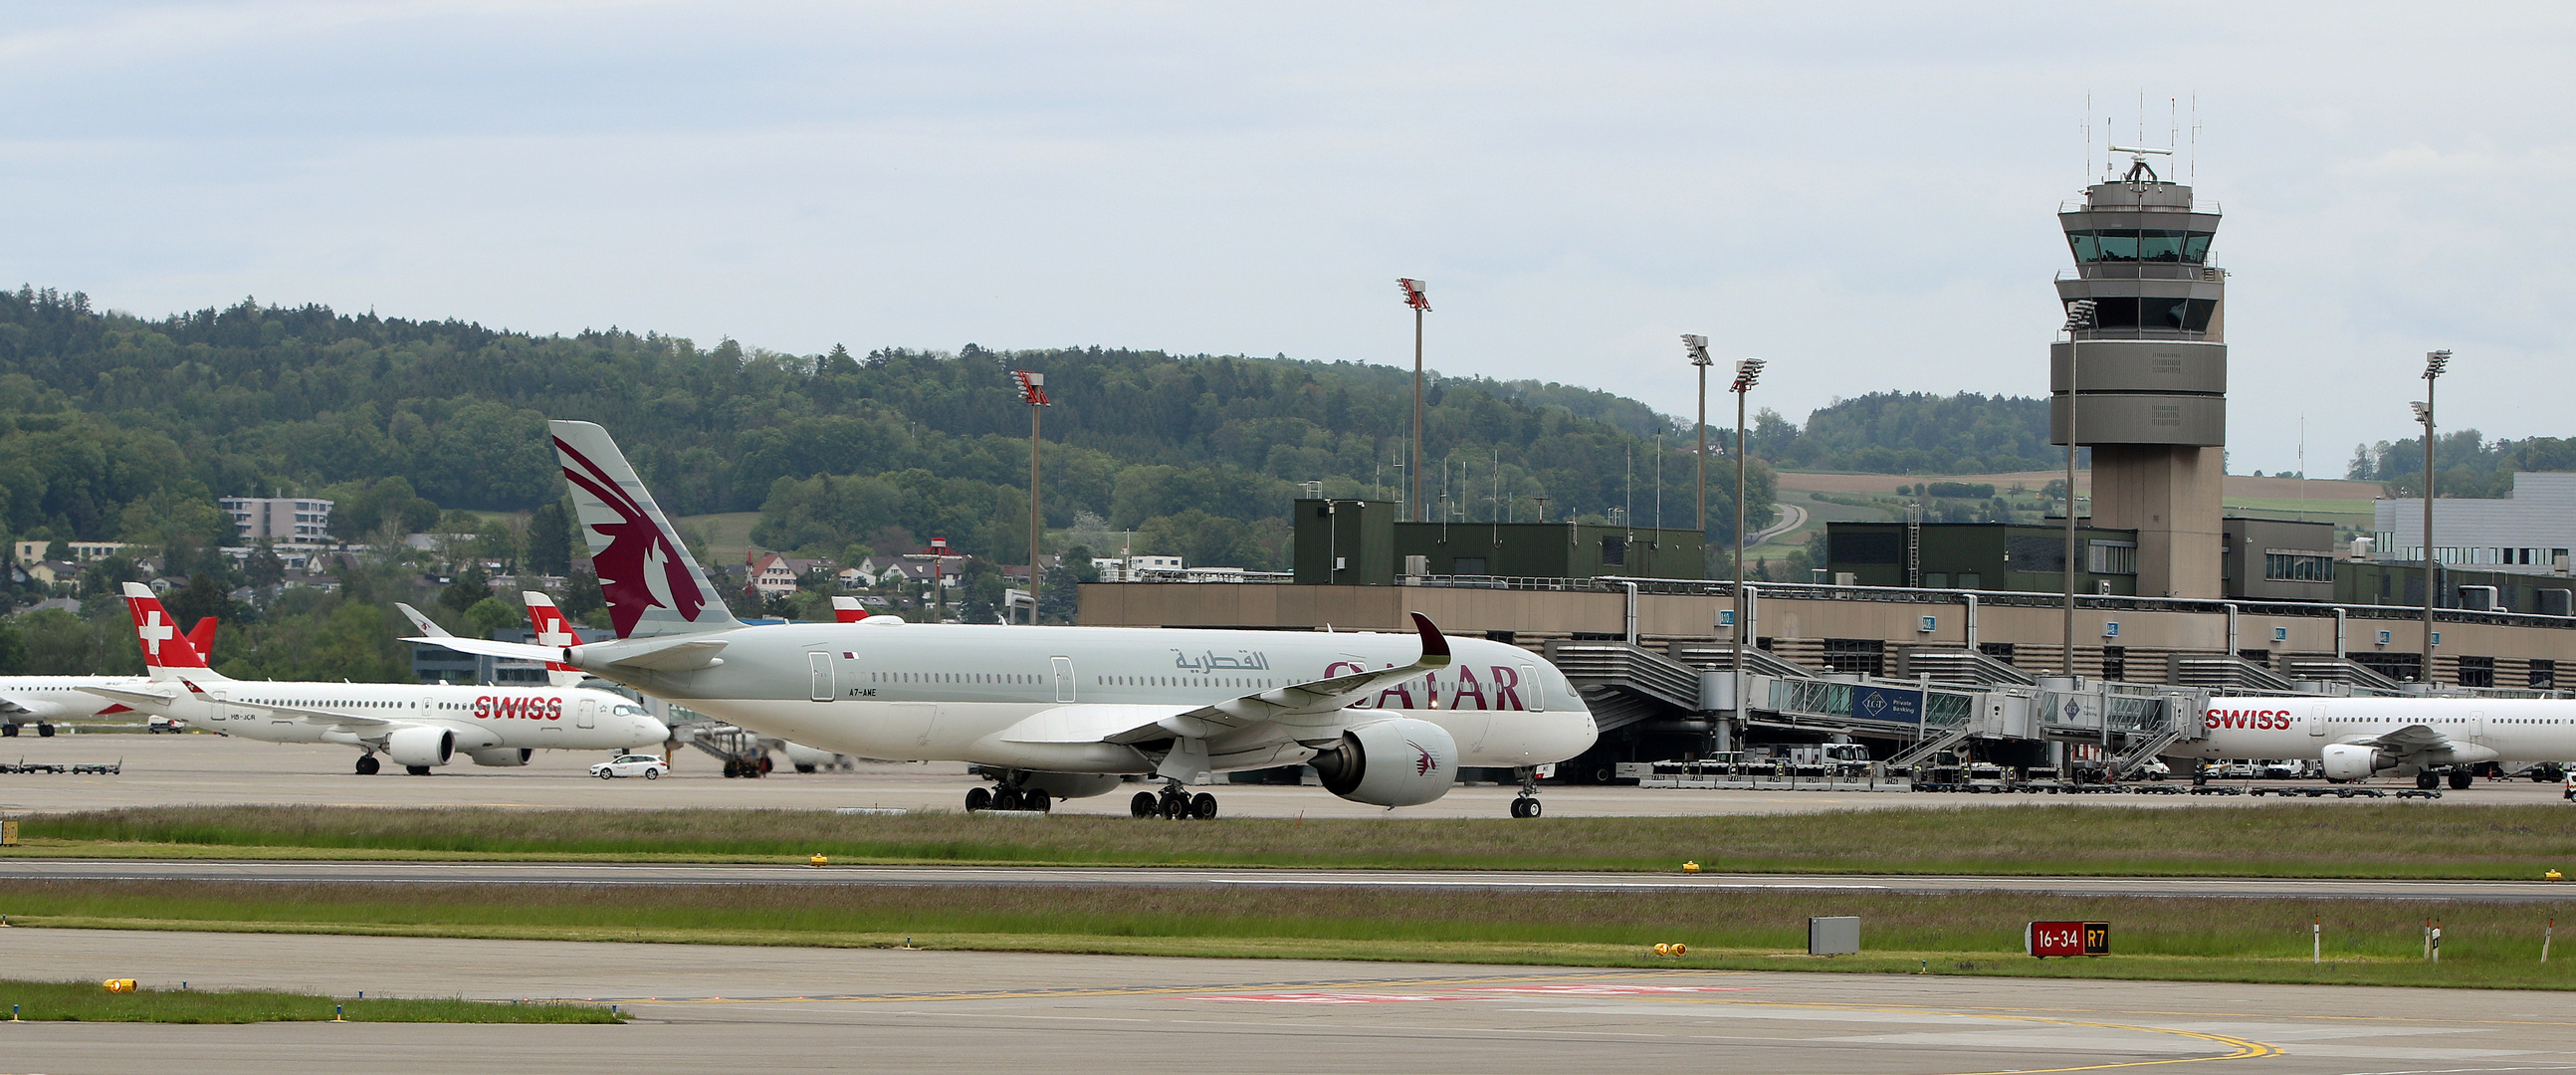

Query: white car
[{"left": 591, "top": 753, "right": 670, "bottom": 779}]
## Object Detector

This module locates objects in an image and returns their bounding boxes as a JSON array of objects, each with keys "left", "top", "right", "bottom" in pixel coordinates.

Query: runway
[
  {"left": 3, "top": 928, "right": 2571, "bottom": 1074},
  {"left": 8, "top": 858, "right": 2570, "bottom": 902},
  {"left": 3, "top": 733, "right": 2564, "bottom": 818}
]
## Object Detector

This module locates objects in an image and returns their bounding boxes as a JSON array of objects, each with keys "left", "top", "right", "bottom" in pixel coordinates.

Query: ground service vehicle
[{"left": 591, "top": 753, "right": 670, "bottom": 779}]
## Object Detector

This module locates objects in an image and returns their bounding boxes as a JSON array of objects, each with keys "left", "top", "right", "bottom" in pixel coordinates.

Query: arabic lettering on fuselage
[
  {"left": 1321, "top": 661, "right": 1533, "bottom": 712},
  {"left": 1170, "top": 649, "right": 1272, "bottom": 673}
]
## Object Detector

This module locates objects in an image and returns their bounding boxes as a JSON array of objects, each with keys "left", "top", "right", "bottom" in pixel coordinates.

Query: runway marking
[
  {"left": 1194, "top": 983, "right": 1760, "bottom": 1003},
  {"left": 1567, "top": 997, "right": 2281, "bottom": 1072},
  {"left": 608, "top": 968, "right": 1733, "bottom": 1006}
]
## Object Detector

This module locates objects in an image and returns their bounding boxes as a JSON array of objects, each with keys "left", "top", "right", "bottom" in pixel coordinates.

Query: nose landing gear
[{"left": 1508, "top": 766, "right": 1545, "bottom": 819}]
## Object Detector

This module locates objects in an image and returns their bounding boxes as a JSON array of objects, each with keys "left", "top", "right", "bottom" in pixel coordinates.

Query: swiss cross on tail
[
  {"left": 119, "top": 583, "right": 208, "bottom": 671},
  {"left": 521, "top": 592, "right": 582, "bottom": 672},
  {"left": 552, "top": 427, "right": 714, "bottom": 638}
]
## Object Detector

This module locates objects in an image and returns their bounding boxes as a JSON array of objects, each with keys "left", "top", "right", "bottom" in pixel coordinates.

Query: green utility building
[
  {"left": 1291, "top": 499, "right": 1705, "bottom": 585},
  {"left": 1825, "top": 521, "right": 2142, "bottom": 595}
]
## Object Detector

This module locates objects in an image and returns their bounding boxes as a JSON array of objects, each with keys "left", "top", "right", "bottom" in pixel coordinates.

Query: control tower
[{"left": 2052, "top": 149, "right": 2227, "bottom": 598}]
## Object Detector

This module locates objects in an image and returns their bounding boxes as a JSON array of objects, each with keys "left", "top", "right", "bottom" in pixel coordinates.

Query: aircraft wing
[
  {"left": 215, "top": 698, "right": 397, "bottom": 729},
  {"left": 0, "top": 693, "right": 36, "bottom": 715},
  {"left": 998, "top": 612, "right": 1454, "bottom": 747},
  {"left": 75, "top": 685, "right": 180, "bottom": 707},
  {"left": 2364, "top": 724, "right": 2452, "bottom": 751}
]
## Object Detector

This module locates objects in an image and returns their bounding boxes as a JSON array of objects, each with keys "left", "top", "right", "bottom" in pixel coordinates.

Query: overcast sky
[{"left": 5, "top": 2, "right": 2568, "bottom": 477}]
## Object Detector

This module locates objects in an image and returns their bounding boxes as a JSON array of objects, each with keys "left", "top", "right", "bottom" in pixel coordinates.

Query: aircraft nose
[{"left": 639, "top": 716, "right": 671, "bottom": 742}]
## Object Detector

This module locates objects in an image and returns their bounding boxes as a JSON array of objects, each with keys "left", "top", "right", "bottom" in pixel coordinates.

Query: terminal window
[
  {"left": 2531, "top": 659, "right": 2557, "bottom": 690},
  {"left": 2263, "top": 550, "right": 2334, "bottom": 582},
  {"left": 2457, "top": 655, "right": 2495, "bottom": 689},
  {"left": 2099, "top": 645, "right": 2126, "bottom": 681}
]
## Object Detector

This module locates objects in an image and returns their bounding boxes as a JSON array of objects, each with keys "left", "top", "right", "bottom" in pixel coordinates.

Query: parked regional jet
[
  {"left": 2187, "top": 696, "right": 2576, "bottom": 789},
  {"left": 411, "top": 420, "right": 1598, "bottom": 817},
  {"left": 91, "top": 583, "right": 668, "bottom": 774},
  {"left": 0, "top": 617, "right": 218, "bottom": 738}
]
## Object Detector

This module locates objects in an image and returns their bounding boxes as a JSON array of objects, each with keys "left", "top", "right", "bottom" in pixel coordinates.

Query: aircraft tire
[
  {"left": 1189, "top": 792, "right": 1217, "bottom": 820},
  {"left": 2449, "top": 767, "right": 2473, "bottom": 790},
  {"left": 995, "top": 787, "right": 1024, "bottom": 811},
  {"left": 1158, "top": 792, "right": 1184, "bottom": 819},
  {"left": 405, "top": 765, "right": 432, "bottom": 776},
  {"left": 0, "top": 724, "right": 15, "bottom": 738},
  {"left": 35, "top": 724, "right": 52, "bottom": 738},
  {"left": 1024, "top": 789, "right": 1051, "bottom": 814},
  {"left": 2417, "top": 770, "right": 2441, "bottom": 790},
  {"left": 1130, "top": 791, "right": 1158, "bottom": 818},
  {"left": 355, "top": 754, "right": 380, "bottom": 776},
  {"left": 965, "top": 786, "right": 992, "bottom": 812}
]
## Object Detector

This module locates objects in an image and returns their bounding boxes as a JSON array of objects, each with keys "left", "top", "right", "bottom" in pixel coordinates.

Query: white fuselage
[
  {"left": 2187, "top": 696, "right": 2576, "bottom": 765},
  {"left": 133, "top": 680, "right": 666, "bottom": 753},
  {"left": 0, "top": 677, "right": 164, "bottom": 724},
  {"left": 621, "top": 622, "right": 1599, "bottom": 774}
]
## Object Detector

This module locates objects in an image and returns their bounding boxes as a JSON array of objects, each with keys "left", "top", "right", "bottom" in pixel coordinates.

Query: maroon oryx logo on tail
[{"left": 556, "top": 436, "right": 706, "bottom": 637}]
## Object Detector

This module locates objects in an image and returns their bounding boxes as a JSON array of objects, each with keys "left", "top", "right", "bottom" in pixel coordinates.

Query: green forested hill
[{"left": 0, "top": 288, "right": 1772, "bottom": 569}]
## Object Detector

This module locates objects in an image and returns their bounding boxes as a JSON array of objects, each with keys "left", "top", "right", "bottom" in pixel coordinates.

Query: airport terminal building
[{"left": 1077, "top": 158, "right": 2576, "bottom": 780}]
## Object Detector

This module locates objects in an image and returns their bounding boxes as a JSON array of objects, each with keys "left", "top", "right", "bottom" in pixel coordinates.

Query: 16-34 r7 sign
[{"left": 2027, "top": 921, "right": 2109, "bottom": 958}]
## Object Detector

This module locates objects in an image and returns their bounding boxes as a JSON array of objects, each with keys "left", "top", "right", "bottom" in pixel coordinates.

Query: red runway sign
[{"left": 2027, "top": 921, "right": 2110, "bottom": 958}]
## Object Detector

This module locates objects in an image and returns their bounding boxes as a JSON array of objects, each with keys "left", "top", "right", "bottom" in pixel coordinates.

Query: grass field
[
  {"left": 16, "top": 803, "right": 2576, "bottom": 878},
  {"left": 4, "top": 879, "right": 2569, "bottom": 990},
  {"left": 0, "top": 976, "right": 621, "bottom": 1023}
]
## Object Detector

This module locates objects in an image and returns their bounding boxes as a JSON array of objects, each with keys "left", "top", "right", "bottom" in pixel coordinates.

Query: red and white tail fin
[
  {"left": 522, "top": 591, "right": 588, "bottom": 687},
  {"left": 120, "top": 582, "right": 226, "bottom": 682},
  {"left": 831, "top": 596, "right": 868, "bottom": 623},
  {"left": 549, "top": 420, "right": 742, "bottom": 640},
  {"left": 183, "top": 616, "right": 219, "bottom": 656}
]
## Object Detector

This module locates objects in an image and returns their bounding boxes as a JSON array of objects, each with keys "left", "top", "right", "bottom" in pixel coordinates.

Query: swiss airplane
[
  {"left": 0, "top": 617, "right": 218, "bottom": 738},
  {"left": 413, "top": 420, "right": 1599, "bottom": 818},
  {"left": 91, "top": 583, "right": 668, "bottom": 774},
  {"left": 2186, "top": 697, "right": 2576, "bottom": 789}
]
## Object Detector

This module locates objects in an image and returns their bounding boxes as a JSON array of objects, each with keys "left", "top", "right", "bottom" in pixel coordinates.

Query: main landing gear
[
  {"left": 354, "top": 753, "right": 380, "bottom": 775},
  {"left": 1, "top": 723, "right": 53, "bottom": 738},
  {"left": 1132, "top": 782, "right": 1217, "bottom": 820},
  {"left": 1508, "top": 766, "right": 1544, "bottom": 819},
  {"left": 2415, "top": 767, "right": 2473, "bottom": 790},
  {"left": 966, "top": 777, "right": 1052, "bottom": 814}
]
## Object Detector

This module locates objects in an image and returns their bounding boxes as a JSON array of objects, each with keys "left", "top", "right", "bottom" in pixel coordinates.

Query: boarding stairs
[
  {"left": 1886, "top": 724, "right": 1976, "bottom": 770},
  {"left": 2108, "top": 725, "right": 2187, "bottom": 778}
]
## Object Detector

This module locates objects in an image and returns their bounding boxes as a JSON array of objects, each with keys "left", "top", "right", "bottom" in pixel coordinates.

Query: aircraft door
[
  {"left": 2307, "top": 703, "right": 2325, "bottom": 737},
  {"left": 1051, "top": 657, "right": 1076, "bottom": 703},
  {"left": 808, "top": 653, "right": 835, "bottom": 703},
  {"left": 576, "top": 698, "right": 596, "bottom": 729}
]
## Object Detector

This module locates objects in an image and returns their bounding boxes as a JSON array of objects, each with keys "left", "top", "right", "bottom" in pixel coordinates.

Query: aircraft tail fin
[
  {"left": 549, "top": 420, "right": 743, "bottom": 639},
  {"left": 522, "top": 591, "right": 589, "bottom": 686},
  {"left": 120, "top": 582, "right": 228, "bottom": 682},
  {"left": 831, "top": 595, "right": 868, "bottom": 623}
]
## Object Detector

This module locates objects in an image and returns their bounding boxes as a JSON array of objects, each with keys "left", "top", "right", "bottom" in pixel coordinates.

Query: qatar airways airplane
[
  {"left": 2186, "top": 696, "right": 2576, "bottom": 789},
  {"left": 414, "top": 420, "right": 1599, "bottom": 818},
  {"left": 90, "top": 583, "right": 668, "bottom": 774}
]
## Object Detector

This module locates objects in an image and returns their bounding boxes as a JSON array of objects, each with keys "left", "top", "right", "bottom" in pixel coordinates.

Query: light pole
[
  {"left": 1397, "top": 279, "right": 1431, "bottom": 523},
  {"left": 1684, "top": 334, "right": 1712, "bottom": 537},
  {"left": 1011, "top": 370, "right": 1050, "bottom": 624},
  {"left": 1730, "top": 356, "right": 1767, "bottom": 698},
  {"left": 2061, "top": 299, "right": 2097, "bottom": 677},
  {"left": 2418, "top": 349, "right": 2451, "bottom": 683}
]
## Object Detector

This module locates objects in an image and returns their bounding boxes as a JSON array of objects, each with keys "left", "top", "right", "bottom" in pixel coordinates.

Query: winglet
[
  {"left": 394, "top": 603, "right": 452, "bottom": 638},
  {"left": 1408, "top": 612, "right": 1451, "bottom": 667}
]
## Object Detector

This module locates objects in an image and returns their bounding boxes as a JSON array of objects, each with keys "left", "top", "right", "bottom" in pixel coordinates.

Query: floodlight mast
[
  {"left": 2061, "top": 299, "right": 2098, "bottom": 677},
  {"left": 1683, "top": 334, "right": 1712, "bottom": 535},
  {"left": 1729, "top": 356, "right": 1766, "bottom": 734},
  {"left": 1011, "top": 370, "right": 1051, "bottom": 623},
  {"left": 1397, "top": 279, "right": 1431, "bottom": 523},
  {"left": 2420, "top": 350, "right": 2451, "bottom": 681}
]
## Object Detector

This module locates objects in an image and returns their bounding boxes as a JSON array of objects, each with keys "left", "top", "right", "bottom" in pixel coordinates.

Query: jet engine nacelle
[
  {"left": 385, "top": 727, "right": 456, "bottom": 769},
  {"left": 2320, "top": 743, "right": 2398, "bottom": 782},
  {"left": 1308, "top": 718, "right": 1457, "bottom": 808},
  {"left": 467, "top": 747, "right": 533, "bottom": 767}
]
